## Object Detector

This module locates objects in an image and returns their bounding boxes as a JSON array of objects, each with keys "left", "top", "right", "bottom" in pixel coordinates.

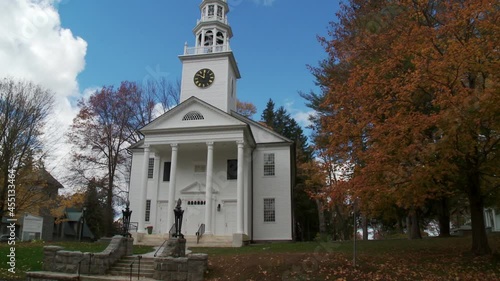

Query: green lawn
[
  {"left": 2, "top": 235, "right": 500, "bottom": 281},
  {"left": 190, "top": 235, "right": 500, "bottom": 280},
  {"left": 0, "top": 240, "right": 154, "bottom": 280}
]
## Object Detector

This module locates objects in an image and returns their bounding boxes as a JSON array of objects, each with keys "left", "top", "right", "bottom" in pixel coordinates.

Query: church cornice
[
  {"left": 178, "top": 51, "right": 241, "bottom": 79},
  {"left": 193, "top": 21, "right": 233, "bottom": 39}
]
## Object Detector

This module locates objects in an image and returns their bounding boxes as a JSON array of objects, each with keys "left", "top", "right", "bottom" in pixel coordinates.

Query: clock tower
[{"left": 179, "top": 0, "right": 241, "bottom": 113}]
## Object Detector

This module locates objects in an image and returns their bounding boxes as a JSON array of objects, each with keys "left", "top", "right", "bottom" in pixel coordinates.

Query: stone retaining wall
[
  {"left": 42, "top": 235, "right": 133, "bottom": 275},
  {"left": 153, "top": 253, "right": 208, "bottom": 281}
]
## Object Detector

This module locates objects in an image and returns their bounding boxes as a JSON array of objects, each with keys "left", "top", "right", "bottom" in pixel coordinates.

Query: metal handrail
[
  {"left": 88, "top": 253, "right": 94, "bottom": 274},
  {"left": 129, "top": 222, "right": 138, "bottom": 232},
  {"left": 168, "top": 223, "right": 176, "bottom": 239},
  {"left": 129, "top": 261, "right": 134, "bottom": 281},
  {"left": 154, "top": 239, "right": 169, "bottom": 257},
  {"left": 196, "top": 223, "right": 205, "bottom": 244},
  {"left": 77, "top": 257, "right": 86, "bottom": 277},
  {"left": 137, "top": 255, "right": 142, "bottom": 280}
]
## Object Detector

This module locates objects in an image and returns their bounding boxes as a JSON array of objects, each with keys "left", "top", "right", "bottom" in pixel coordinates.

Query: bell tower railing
[{"left": 184, "top": 44, "right": 231, "bottom": 55}]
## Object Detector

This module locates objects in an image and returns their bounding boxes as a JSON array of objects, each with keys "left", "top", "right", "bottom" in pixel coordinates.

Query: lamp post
[
  {"left": 122, "top": 202, "right": 132, "bottom": 237},
  {"left": 79, "top": 207, "right": 86, "bottom": 242}
]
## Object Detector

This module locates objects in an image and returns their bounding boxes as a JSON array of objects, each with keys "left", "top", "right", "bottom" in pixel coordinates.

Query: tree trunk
[
  {"left": 362, "top": 215, "right": 369, "bottom": 240},
  {"left": 437, "top": 198, "right": 451, "bottom": 237},
  {"left": 467, "top": 172, "right": 491, "bottom": 255},
  {"left": 408, "top": 209, "right": 422, "bottom": 239},
  {"left": 316, "top": 198, "right": 327, "bottom": 235}
]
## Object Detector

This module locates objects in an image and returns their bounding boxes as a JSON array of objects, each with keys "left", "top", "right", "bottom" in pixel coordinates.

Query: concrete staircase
[
  {"left": 187, "top": 235, "right": 233, "bottom": 247},
  {"left": 107, "top": 256, "right": 155, "bottom": 279}
]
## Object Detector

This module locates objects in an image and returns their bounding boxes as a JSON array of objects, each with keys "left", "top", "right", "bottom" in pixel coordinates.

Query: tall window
[
  {"left": 227, "top": 159, "right": 237, "bottom": 180},
  {"left": 148, "top": 158, "right": 154, "bottom": 178},
  {"left": 208, "top": 5, "right": 214, "bottom": 17},
  {"left": 217, "top": 6, "right": 223, "bottom": 19},
  {"left": 163, "top": 162, "right": 171, "bottom": 182},
  {"left": 263, "top": 153, "right": 275, "bottom": 176},
  {"left": 145, "top": 200, "right": 151, "bottom": 222},
  {"left": 264, "top": 198, "right": 275, "bottom": 222}
]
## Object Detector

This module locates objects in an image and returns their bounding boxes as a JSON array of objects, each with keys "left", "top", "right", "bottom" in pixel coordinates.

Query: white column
[
  {"left": 205, "top": 142, "right": 214, "bottom": 235},
  {"left": 138, "top": 145, "right": 150, "bottom": 233},
  {"left": 236, "top": 140, "right": 245, "bottom": 234},
  {"left": 167, "top": 144, "right": 178, "bottom": 232}
]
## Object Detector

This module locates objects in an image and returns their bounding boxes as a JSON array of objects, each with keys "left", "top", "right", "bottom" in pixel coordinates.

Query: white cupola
[
  {"left": 179, "top": 0, "right": 241, "bottom": 113},
  {"left": 194, "top": 0, "right": 232, "bottom": 53}
]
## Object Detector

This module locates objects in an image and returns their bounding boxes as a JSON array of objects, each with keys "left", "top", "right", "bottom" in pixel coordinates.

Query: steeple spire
[{"left": 183, "top": 0, "right": 233, "bottom": 55}]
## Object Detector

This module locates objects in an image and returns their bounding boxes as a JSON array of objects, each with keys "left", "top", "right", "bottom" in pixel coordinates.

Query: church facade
[{"left": 128, "top": 0, "right": 294, "bottom": 246}]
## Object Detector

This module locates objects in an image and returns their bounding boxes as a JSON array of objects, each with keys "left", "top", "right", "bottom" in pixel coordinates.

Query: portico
[{"left": 131, "top": 105, "right": 255, "bottom": 245}]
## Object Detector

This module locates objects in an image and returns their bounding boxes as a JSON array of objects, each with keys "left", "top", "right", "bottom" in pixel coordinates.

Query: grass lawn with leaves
[
  {"left": 0, "top": 240, "right": 154, "bottom": 280},
  {"left": 190, "top": 234, "right": 500, "bottom": 281},
  {"left": 1, "top": 235, "right": 499, "bottom": 280}
]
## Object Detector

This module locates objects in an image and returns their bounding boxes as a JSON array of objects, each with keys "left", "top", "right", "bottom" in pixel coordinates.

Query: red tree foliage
[{"left": 309, "top": 0, "right": 499, "bottom": 255}]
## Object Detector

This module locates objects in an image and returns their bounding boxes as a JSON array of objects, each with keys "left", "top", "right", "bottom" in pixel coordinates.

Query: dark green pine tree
[
  {"left": 260, "top": 99, "right": 318, "bottom": 240},
  {"left": 83, "top": 178, "right": 108, "bottom": 239},
  {"left": 261, "top": 99, "right": 276, "bottom": 127}
]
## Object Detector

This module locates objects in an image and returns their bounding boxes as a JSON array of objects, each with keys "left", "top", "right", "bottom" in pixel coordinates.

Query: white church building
[{"left": 128, "top": 0, "right": 294, "bottom": 247}]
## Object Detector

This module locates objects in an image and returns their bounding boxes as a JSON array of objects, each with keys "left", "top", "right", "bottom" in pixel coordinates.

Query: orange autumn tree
[{"left": 308, "top": 0, "right": 499, "bottom": 255}]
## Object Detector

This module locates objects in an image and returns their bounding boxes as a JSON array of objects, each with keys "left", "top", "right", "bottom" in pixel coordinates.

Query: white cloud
[
  {"left": 284, "top": 100, "right": 315, "bottom": 129},
  {"left": 252, "top": 0, "right": 276, "bottom": 6},
  {"left": 0, "top": 0, "right": 87, "bottom": 180}
]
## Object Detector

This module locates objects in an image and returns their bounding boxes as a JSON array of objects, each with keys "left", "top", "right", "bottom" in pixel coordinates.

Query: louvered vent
[{"left": 182, "top": 111, "right": 204, "bottom": 121}]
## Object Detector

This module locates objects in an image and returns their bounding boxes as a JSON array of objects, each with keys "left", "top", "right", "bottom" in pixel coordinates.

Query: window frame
[
  {"left": 263, "top": 198, "right": 276, "bottom": 223},
  {"left": 163, "top": 162, "right": 171, "bottom": 182},
  {"left": 227, "top": 159, "right": 238, "bottom": 180},
  {"left": 263, "top": 153, "right": 275, "bottom": 176},
  {"left": 145, "top": 200, "right": 151, "bottom": 222},
  {"left": 147, "top": 158, "right": 154, "bottom": 179}
]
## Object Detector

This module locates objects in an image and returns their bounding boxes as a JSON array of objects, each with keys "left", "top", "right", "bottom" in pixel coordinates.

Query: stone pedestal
[
  {"left": 232, "top": 233, "right": 249, "bottom": 247},
  {"left": 161, "top": 237, "right": 186, "bottom": 257},
  {"left": 153, "top": 253, "right": 208, "bottom": 281}
]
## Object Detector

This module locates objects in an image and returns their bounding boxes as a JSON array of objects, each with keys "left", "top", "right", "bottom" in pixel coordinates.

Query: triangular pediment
[
  {"left": 141, "top": 97, "right": 246, "bottom": 134},
  {"left": 180, "top": 181, "right": 219, "bottom": 194}
]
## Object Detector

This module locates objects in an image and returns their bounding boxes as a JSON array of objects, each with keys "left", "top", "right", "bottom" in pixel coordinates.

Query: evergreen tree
[
  {"left": 260, "top": 100, "right": 317, "bottom": 240},
  {"left": 83, "top": 178, "right": 108, "bottom": 238}
]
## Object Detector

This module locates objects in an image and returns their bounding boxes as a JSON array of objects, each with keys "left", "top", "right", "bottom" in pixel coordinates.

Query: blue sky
[
  {"left": 57, "top": 0, "right": 340, "bottom": 123},
  {"left": 0, "top": 0, "right": 339, "bottom": 178}
]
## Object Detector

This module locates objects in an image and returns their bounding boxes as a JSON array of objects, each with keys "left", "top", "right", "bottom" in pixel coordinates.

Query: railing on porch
[
  {"left": 154, "top": 239, "right": 169, "bottom": 257},
  {"left": 168, "top": 223, "right": 176, "bottom": 239},
  {"left": 196, "top": 224, "right": 205, "bottom": 244},
  {"left": 129, "top": 222, "right": 138, "bottom": 232}
]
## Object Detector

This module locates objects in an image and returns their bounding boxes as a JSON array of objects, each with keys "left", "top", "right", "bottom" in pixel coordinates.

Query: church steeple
[
  {"left": 179, "top": 0, "right": 241, "bottom": 113},
  {"left": 192, "top": 0, "right": 232, "bottom": 54}
]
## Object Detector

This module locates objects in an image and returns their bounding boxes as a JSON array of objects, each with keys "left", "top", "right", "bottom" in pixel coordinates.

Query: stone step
[
  {"left": 107, "top": 269, "right": 154, "bottom": 277},
  {"left": 81, "top": 275, "right": 157, "bottom": 281},
  {"left": 110, "top": 265, "right": 154, "bottom": 271},
  {"left": 108, "top": 256, "right": 155, "bottom": 279}
]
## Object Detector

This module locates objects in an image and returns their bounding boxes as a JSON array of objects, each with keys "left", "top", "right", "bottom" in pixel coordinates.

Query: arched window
[
  {"left": 182, "top": 111, "right": 204, "bottom": 121},
  {"left": 204, "top": 30, "right": 214, "bottom": 46},
  {"left": 216, "top": 31, "right": 225, "bottom": 45}
]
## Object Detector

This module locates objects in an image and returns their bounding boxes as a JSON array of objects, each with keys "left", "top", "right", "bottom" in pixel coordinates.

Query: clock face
[{"left": 193, "top": 68, "right": 215, "bottom": 88}]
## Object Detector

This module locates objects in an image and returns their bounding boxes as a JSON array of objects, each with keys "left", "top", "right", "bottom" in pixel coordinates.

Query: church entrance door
[
  {"left": 224, "top": 202, "right": 236, "bottom": 235},
  {"left": 185, "top": 204, "right": 205, "bottom": 236},
  {"left": 157, "top": 201, "right": 169, "bottom": 234}
]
